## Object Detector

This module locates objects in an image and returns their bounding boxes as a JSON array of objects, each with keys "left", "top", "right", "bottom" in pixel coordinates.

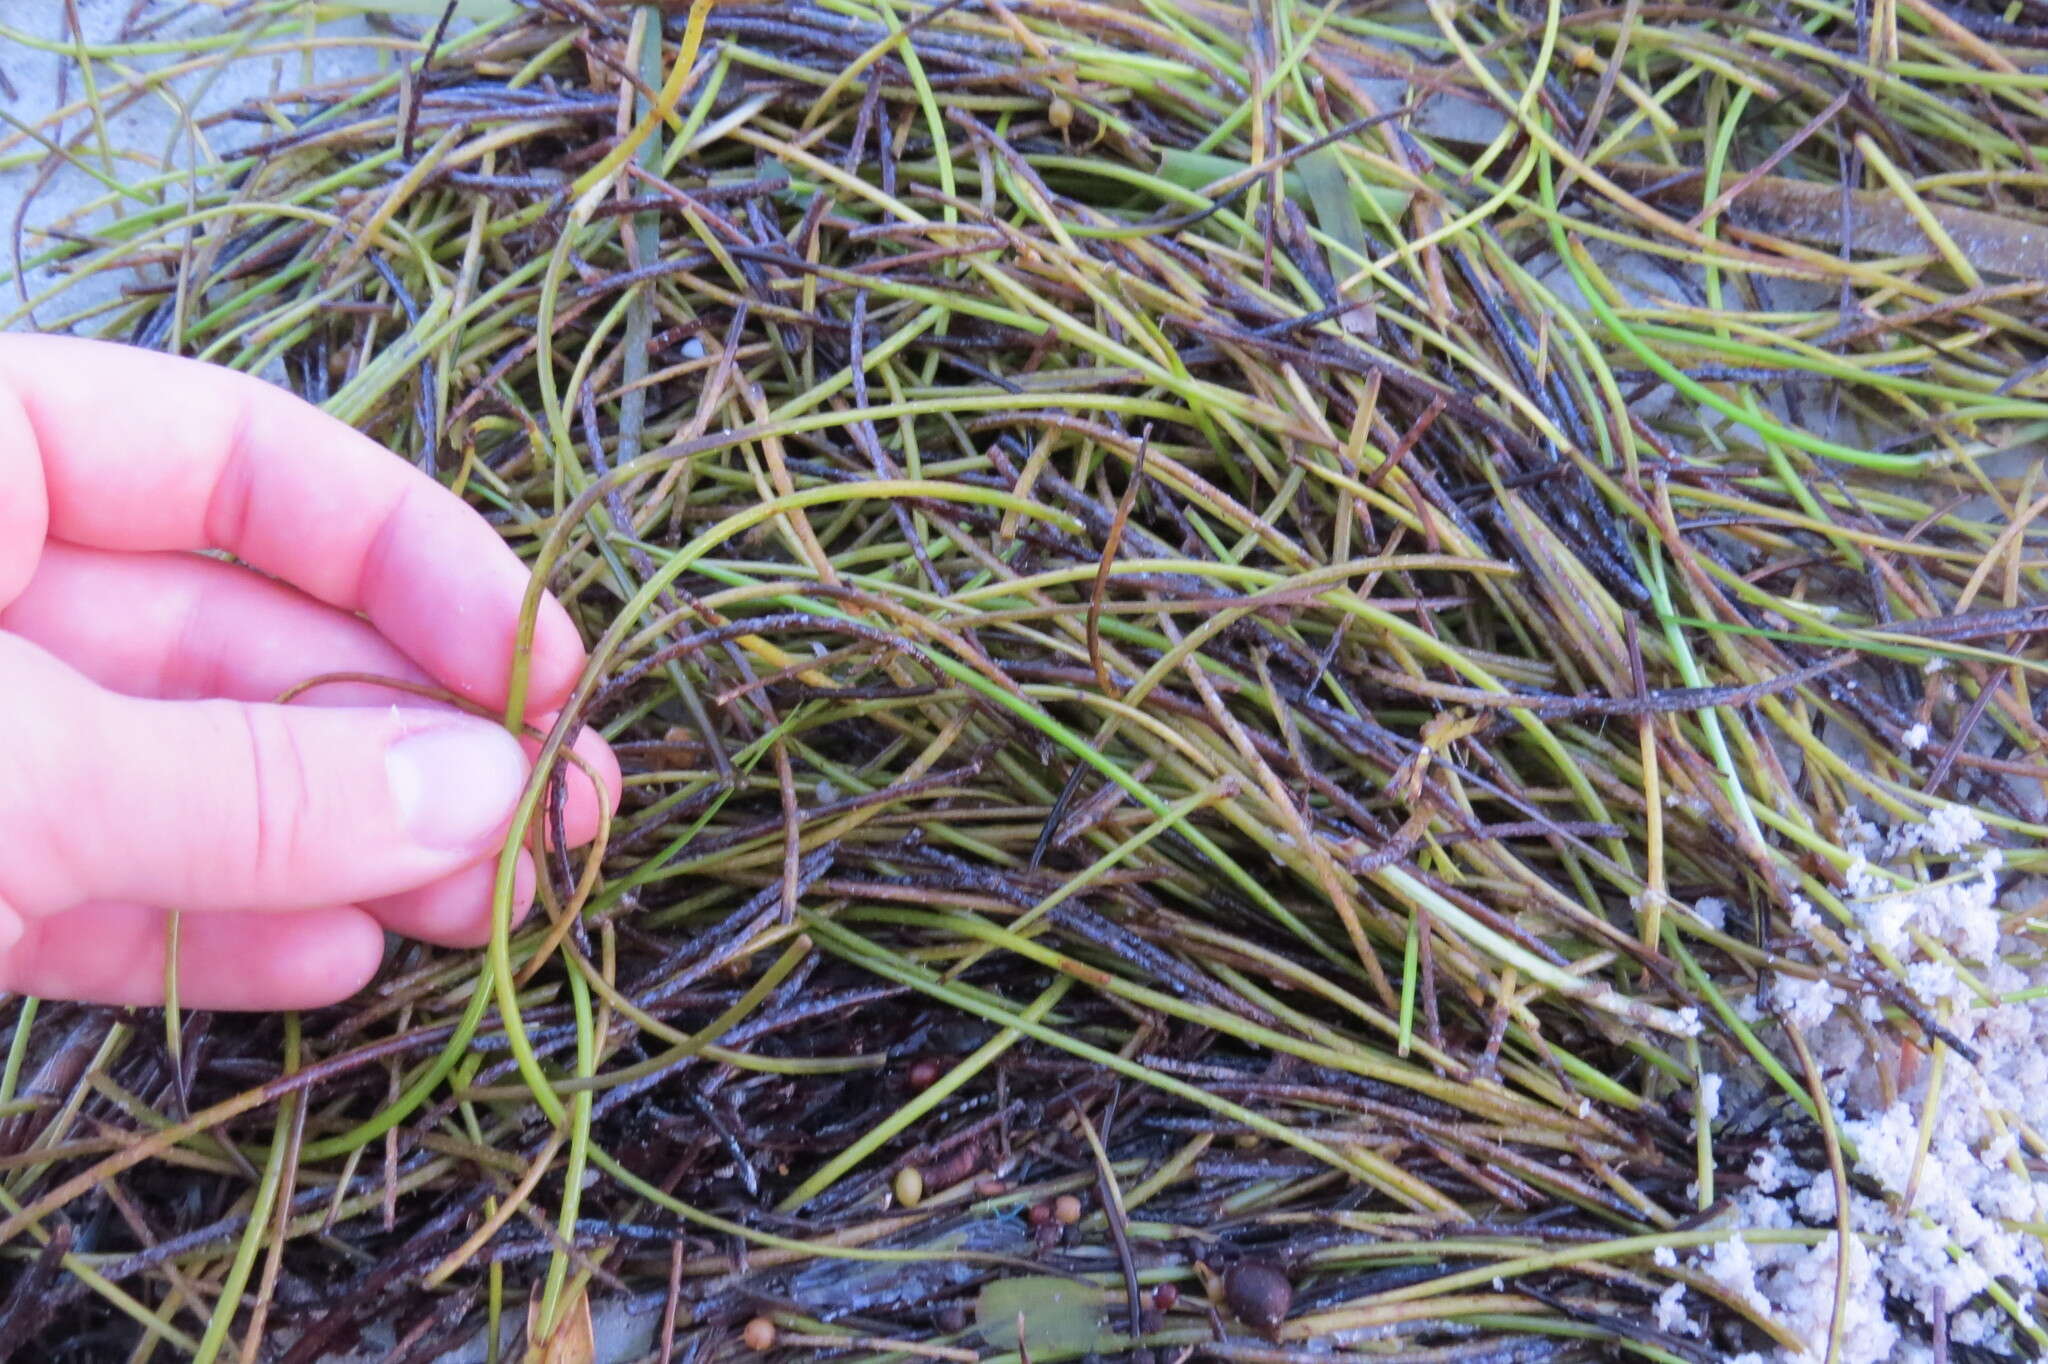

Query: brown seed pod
[
  {"left": 1052, "top": 1193, "right": 1083, "bottom": 1225},
  {"left": 906, "top": 1058, "right": 943, "bottom": 1090},
  {"left": 923, "top": 1138, "right": 982, "bottom": 1189},
  {"left": 1152, "top": 1282, "right": 1180, "bottom": 1312},
  {"left": 1027, "top": 1201, "right": 1053, "bottom": 1227},
  {"left": 1224, "top": 1260, "right": 1293, "bottom": 1329},
  {"left": 742, "top": 1317, "right": 778, "bottom": 1352}
]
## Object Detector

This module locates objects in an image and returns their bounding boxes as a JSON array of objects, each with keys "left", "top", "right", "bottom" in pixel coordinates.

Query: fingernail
[{"left": 386, "top": 723, "right": 528, "bottom": 851}]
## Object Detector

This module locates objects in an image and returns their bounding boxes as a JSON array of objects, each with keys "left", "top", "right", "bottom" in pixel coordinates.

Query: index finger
[{"left": 0, "top": 335, "right": 585, "bottom": 713}]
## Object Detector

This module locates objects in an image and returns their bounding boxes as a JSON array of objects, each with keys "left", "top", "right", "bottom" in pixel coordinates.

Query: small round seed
[
  {"left": 894, "top": 1166, "right": 925, "bottom": 1208},
  {"left": 1224, "top": 1260, "right": 1293, "bottom": 1329}
]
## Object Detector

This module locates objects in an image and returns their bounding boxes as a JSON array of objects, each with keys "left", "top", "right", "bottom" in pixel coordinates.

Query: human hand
[{"left": 0, "top": 336, "right": 621, "bottom": 1011}]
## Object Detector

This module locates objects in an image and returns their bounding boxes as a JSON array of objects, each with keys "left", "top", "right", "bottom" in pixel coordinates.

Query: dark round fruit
[
  {"left": 907, "top": 1058, "right": 943, "bottom": 1090},
  {"left": 1028, "top": 1201, "right": 1053, "bottom": 1226},
  {"left": 1152, "top": 1282, "right": 1180, "bottom": 1312},
  {"left": 1224, "top": 1260, "right": 1293, "bottom": 1329}
]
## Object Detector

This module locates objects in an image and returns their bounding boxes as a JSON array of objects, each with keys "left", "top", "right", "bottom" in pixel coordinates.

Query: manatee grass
[{"left": 4, "top": 1, "right": 2048, "bottom": 1361}]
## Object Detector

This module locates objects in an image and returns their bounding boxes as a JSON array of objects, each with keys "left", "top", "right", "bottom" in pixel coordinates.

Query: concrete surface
[{"left": 1, "top": 0, "right": 389, "bottom": 332}]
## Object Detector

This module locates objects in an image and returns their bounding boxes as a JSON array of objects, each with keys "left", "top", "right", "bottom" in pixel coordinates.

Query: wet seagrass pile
[{"left": 8, "top": 0, "right": 2048, "bottom": 1360}]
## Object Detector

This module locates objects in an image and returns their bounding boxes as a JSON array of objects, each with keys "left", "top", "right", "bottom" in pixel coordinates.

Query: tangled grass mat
[{"left": 6, "top": 1, "right": 2048, "bottom": 1360}]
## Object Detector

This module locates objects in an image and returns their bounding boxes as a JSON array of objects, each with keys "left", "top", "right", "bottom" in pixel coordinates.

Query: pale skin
[{"left": 0, "top": 336, "right": 622, "bottom": 1011}]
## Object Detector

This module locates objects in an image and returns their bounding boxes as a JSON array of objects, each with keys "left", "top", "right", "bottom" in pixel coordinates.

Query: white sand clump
[
  {"left": 1674, "top": 803, "right": 2048, "bottom": 1362},
  {"left": 1773, "top": 972, "right": 1847, "bottom": 1031},
  {"left": 1652, "top": 1279, "right": 1696, "bottom": 1336}
]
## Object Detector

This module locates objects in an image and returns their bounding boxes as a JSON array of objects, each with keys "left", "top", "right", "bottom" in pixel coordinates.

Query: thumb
[{"left": 0, "top": 636, "right": 532, "bottom": 918}]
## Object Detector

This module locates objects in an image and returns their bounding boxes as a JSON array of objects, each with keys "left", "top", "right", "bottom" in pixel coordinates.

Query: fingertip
[
  {"left": 514, "top": 848, "right": 538, "bottom": 916},
  {"left": 567, "top": 725, "right": 624, "bottom": 826},
  {"left": 584, "top": 726, "right": 624, "bottom": 816},
  {"left": 522, "top": 595, "right": 589, "bottom": 712},
  {"left": 0, "top": 903, "right": 384, "bottom": 1011},
  {"left": 517, "top": 721, "right": 621, "bottom": 847},
  {"left": 255, "top": 907, "right": 385, "bottom": 1009},
  {"left": 362, "top": 850, "right": 536, "bottom": 949},
  {"left": 3, "top": 543, "right": 437, "bottom": 705},
  {"left": 386, "top": 717, "right": 529, "bottom": 854},
  {"left": 359, "top": 487, "right": 585, "bottom": 714},
  {"left": 0, "top": 353, "right": 50, "bottom": 611},
  {"left": 57, "top": 695, "right": 524, "bottom": 916}
]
